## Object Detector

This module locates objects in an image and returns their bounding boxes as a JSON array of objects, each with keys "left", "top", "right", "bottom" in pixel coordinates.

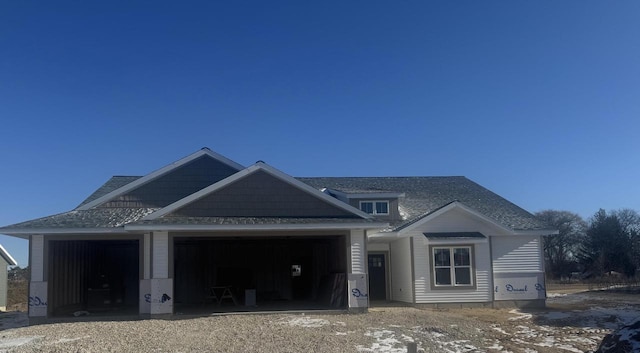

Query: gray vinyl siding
[
  {"left": 99, "top": 156, "right": 239, "bottom": 208},
  {"left": 492, "top": 236, "right": 543, "bottom": 273},
  {"left": 390, "top": 237, "right": 413, "bottom": 303},
  {"left": 170, "top": 171, "right": 357, "bottom": 218}
]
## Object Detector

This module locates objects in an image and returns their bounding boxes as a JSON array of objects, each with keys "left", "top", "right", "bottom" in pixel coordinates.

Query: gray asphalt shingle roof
[
  {"left": 1, "top": 173, "right": 550, "bottom": 233},
  {"left": 3, "top": 208, "right": 157, "bottom": 230},
  {"left": 297, "top": 176, "right": 549, "bottom": 231}
]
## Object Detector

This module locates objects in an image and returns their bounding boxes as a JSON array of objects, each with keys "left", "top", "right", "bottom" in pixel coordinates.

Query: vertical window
[
  {"left": 431, "top": 246, "right": 473, "bottom": 287},
  {"left": 360, "top": 201, "right": 389, "bottom": 215}
]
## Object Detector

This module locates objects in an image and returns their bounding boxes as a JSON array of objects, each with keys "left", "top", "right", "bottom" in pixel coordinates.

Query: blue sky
[{"left": 1, "top": 1, "right": 639, "bottom": 267}]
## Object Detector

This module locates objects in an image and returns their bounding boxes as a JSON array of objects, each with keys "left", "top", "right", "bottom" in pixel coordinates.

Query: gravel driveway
[{"left": 1, "top": 289, "right": 638, "bottom": 352}]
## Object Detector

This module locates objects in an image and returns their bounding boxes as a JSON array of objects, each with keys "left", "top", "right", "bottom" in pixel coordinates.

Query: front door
[{"left": 368, "top": 253, "right": 387, "bottom": 300}]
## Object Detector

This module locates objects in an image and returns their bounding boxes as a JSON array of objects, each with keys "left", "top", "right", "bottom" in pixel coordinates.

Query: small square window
[
  {"left": 360, "top": 201, "right": 389, "bottom": 215},
  {"left": 360, "top": 202, "right": 374, "bottom": 214},
  {"left": 375, "top": 202, "right": 388, "bottom": 215}
]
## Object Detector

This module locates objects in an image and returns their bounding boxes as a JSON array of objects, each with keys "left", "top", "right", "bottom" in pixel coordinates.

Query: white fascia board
[
  {"left": 397, "top": 201, "right": 515, "bottom": 236},
  {"left": 77, "top": 149, "right": 244, "bottom": 211},
  {"left": 0, "top": 244, "right": 17, "bottom": 266},
  {"left": 0, "top": 228, "right": 130, "bottom": 236},
  {"left": 509, "top": 229, "right": 559, "bottom": 236},
  {"left": 425, "top": 238, "right": 488, "bottom": 245},
  {"left": 367, "top": 232, "right": 400, "bottom": 242},
  {"left": 125, "top": 222, "right": 388, "bottom": 232},
  {"left": 143, "top": 162, "right": 374, "bottom": 221}
]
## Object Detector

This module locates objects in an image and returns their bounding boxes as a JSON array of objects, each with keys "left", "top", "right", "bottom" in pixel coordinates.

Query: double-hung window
[
  {"left": 431, "top": 246, "right": 473, "bottom": 288},
  {"left": 359, "top": 201, "right": 389, "bottom": 215}
]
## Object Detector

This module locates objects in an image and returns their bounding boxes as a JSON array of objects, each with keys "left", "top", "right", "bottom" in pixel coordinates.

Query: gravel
[
  {"left": 1, "top": 290, "right": 638, "bottom": 353},
  {"left": 0, "top": 308, "right": 485, "bottom": 353}
]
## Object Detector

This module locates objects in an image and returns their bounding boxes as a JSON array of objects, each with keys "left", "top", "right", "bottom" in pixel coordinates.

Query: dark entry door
[{"left": 368, "top": 254, "right": 386, "bottom": 300}]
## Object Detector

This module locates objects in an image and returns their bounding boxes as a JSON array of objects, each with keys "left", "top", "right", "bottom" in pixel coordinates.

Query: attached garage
[
  {"left": 47, "top": 239, "right": 140, "bottom": 316},
  {"left": 173, "top": 234, "right": 348, "bottom": 311}
]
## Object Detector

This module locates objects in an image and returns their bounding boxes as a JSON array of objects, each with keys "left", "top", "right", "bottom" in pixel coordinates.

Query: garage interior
[
  {"left": 47, "top": 240, "right": 140, "bottom": 316},
  {"left": 173, "top": 235, "right": 347, "bottom": 312}
]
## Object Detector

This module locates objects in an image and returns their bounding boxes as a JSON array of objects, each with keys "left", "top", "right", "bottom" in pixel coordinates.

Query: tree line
[{"left": 536, "top": 209, "right": 640, "bottom": 280}]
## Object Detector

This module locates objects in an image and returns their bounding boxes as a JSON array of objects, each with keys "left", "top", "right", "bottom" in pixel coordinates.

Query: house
[
  {"left": 0, "top": 148, "right": 556, "bottom": 320},
  {"left": 0, "top": 244, "right": 17, "bottom": 311}
]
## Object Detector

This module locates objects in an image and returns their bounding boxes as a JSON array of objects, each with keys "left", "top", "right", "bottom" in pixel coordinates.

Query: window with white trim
[
  {"left": 359, "top": 201, "right": 389, "bottom": 215},
  {"left": 431, "top": 246, "right": 474, "bottom": 287}
]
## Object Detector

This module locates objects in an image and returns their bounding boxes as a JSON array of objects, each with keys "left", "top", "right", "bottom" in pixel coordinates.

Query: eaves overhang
[
  {"left": 0, "top": 227, "right": 130, "bottom": 238},
  {"left": 124, "top": 222, "right": 389, "bottom": 232}
]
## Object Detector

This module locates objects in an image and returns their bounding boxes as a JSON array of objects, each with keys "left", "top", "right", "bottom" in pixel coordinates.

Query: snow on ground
[
  {"left": 0, "top": 288, "right": 638, "bottom": 352},
  {"left": 278, "top": 315, "right": 330, "bottom": 328}
]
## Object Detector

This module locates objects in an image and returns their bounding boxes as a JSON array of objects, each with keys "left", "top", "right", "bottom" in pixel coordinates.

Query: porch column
[
  {"left": 148, "top": 231, "right": 173, "bottom": 316},
  {"left": 139, "top": 233, "right": 151, "bottom": 314},
  {"left": 347, "top": 229, "right": 368, "bottom": 312},
  {"left": 29, "top": 234, "right": 48, "bottom": 317}
]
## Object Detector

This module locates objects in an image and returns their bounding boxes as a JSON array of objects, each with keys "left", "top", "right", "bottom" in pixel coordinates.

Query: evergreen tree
[{"left": 578, "top": 209, "right": 635, "bottom": 277}]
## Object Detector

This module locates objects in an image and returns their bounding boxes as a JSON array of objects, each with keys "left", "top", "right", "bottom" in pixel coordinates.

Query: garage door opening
[
  {"left": 48, "top": 240, "right": 139, "bottom": 317},
  {"left": 174, "top": 236, "right": 347, "bottom": 313}
]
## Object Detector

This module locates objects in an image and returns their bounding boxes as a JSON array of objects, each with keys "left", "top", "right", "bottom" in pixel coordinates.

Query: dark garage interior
[
  {"left": 174, "top": 235, "right": 347, "bottom": 312},
  {"left": 47, "top": 239, "right": 139, "bottom": 316}
]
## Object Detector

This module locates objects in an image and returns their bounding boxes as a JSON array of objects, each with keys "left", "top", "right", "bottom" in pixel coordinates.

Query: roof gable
[
  {"left": 78, "top": 148, "right": 243, "bottom": 210},
  {"left": 144, "top": 163, "right": 371, "bottom": 220},
  {"left": 299, "top": 176, "right": 552, "bottom": 231},
  {"left": 397, "top": 201, "right": 515, "bottom": 236},
  {"left": 0, "top": 244, "right": 17, "bottom": 266}
]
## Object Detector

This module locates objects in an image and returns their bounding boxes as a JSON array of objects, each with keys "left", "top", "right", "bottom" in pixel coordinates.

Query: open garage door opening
[
  {"left": 48, "top": 240, "right": 140, "bottom": 317},
  {"left": 174, "top": 235, "right": 347, "bottom": 313}
]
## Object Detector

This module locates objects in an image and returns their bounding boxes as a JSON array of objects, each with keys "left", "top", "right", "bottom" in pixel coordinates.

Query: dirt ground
[{"left": 0, "top": 287, "right": 638, "bottom": 352}]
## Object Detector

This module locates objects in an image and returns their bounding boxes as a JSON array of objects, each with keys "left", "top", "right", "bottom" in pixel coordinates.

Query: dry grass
[{"left": 7, "top": 279, "right": 28, "bottom": 312}]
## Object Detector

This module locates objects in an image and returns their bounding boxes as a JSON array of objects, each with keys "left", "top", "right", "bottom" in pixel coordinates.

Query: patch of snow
[
  {"left": 280, "top": 316, "right": 329, "bottom": 328},
  {"left": 53, "top": 336, "right": 89, "bottom": 344},
  {"left": 357, "top": 330, "right": 405, "bottom": 353},
  {"left": 400, "top": 334, "right": 413, "bottom": 342},
  {"left": 490, "top": 324, "right": 509, "bottom": 335},
  {"left": 508, "top": 309, "right": 532, "bottom": 321},
  {"left": 0, "top": 336, "right": 43, "bottom": 349}
]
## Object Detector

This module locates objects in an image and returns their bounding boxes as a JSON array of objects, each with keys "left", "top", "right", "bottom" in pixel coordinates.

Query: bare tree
[{"left": 535, "top": 210, "right": 586, "bottom": 279}]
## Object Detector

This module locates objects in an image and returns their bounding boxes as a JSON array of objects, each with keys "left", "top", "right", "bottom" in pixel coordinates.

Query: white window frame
[
  {"left": 430, "top": 245, "right": 474, "bottom": 289},
  {"left": 359, "top": 200, "right": 389, "bottom": 215}
]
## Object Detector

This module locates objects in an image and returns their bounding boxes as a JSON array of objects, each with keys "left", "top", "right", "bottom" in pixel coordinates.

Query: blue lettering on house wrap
[
  {"left": 29, "top": 296, "right": 47, "bottom": 307},
  {"left": 535, "top": 283, "right": 545, "bottom": 291},
  {"left": 505, "top": 284, "right": 527, "bottom": 292},
  {"left": 351, "top": 288, "right": 368, "bottom": 298}
]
